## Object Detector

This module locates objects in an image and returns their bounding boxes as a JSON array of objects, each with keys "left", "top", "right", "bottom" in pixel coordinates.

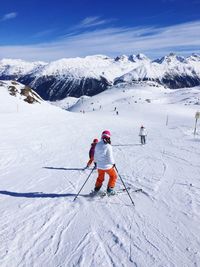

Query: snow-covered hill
[
  {"left": 58, "top": 81, "right": 199, "bottom": 112},
  {"left": 1, "top": 53, "right": 200, "bottom": 101},
  {"left": 0, "top": 80, "right": 200, "bottom": 267},
  {"left": 0, "top": 80, "right": 44, "bottom": 114}
]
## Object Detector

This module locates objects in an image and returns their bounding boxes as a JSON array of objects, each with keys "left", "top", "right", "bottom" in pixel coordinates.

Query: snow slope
[
  {"left": 0, "top": 81, "right": 200, "bottom": 267},
  {"left": 0, "top": 80, "right": 44, "bottom": 113}
]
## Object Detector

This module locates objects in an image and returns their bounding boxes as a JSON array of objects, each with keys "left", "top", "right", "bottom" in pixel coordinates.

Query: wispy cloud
[
  {"left": 32, "top": 29, "right": 56, "bottom": 39},
  {"left": 61, "top": 16, "right": 113, "bottom": 36},
  {"left": 0, "top": 20, "right": 200, "bottom": 61},
  {"left": 1, "top": 12, "right": 17, "bottom": 22},
  {"left": 79, "top": 16, "right": 111, "bottom": 28}
]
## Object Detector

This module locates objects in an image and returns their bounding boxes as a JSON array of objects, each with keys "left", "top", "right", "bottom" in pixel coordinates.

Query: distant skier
[
  {"left": 93, "top": 130, "right": 117, "bottom": 194},
  {"left": 86, "top": 138, "right": 99, "bottom": 168},
  {"left": 139, "top": 125, "right": 147, "bottom": 145}
]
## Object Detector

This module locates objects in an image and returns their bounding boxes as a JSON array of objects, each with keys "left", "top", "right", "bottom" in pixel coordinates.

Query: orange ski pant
[{"left": 95, "top": 167, "right": 117, "bottom": 189}]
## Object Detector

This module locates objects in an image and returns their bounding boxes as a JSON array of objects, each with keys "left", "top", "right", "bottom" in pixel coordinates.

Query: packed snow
[{"left": 0, "top": 80, "right": 200, "bottom": 267}]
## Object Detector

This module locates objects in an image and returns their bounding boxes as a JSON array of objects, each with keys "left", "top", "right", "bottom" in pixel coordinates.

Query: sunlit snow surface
[{"left": 0, "top": 80, "right": 200, "bottom": 267}]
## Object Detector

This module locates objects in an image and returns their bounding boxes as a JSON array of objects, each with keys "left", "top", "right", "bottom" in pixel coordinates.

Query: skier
[
  {"left": 86, "top": 138, "right": 99, "bottom": 168},
  {"left": 139, "top": 125, "right": 147, "bottom": 145},
  {"left": 93, "top": 130, "right": 117, "bottom": 195}
]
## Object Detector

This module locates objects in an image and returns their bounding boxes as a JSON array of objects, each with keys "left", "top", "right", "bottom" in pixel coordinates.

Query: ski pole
[
  {"left": 115, "top": 165, "right": 135, "bottom": 207},
  {"left": 73, "top": 166, "right": 96, "bottom": 201}
]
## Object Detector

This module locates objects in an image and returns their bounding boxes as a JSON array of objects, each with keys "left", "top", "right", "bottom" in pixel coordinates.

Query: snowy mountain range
[{"left": 0, "top": 53, "right": 200, "bottom": 101}]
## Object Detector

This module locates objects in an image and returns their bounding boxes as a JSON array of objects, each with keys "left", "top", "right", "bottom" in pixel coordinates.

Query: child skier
[{"left": 86, "top": 138, "right": 99, "bottom": 168}]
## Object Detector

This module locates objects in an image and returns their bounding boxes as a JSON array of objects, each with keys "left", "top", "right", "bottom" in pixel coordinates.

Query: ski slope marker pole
[
  {"left": 115, "top": 165, "right": 135, "bottom": 207},
  {"left": 73, "top": 166, "right": 95, "bottom": 201}
]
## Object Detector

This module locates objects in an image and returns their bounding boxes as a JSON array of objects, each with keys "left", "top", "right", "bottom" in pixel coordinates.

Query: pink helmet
[
  {"left": 93, "top": 138, "right": 98, "bottom": 143},
  {"left": 101, "top": 130, "right": 111, "bottom": 139}
]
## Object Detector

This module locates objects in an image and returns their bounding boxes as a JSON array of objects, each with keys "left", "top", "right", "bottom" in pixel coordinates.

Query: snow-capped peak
[
  {"left": 186, "top": 53, "right": 200, "bottom": 62},
  {"left": 114, "top": 55, "right": 129, "bottom": 62},
  {"left": 0, "top": 58, "right": 46, "bottom": 65},
  {"left": 115, "top": 53, "right": 150, "bottom": 63},
  {"left": 154, "top": 53, "right": 186, "bottom": 64},
  {"left": 128, "top": 53, "right": 150, "bottom": 62},
  {"left": 0, "top": 58, "right": 47, "bottom": 76}
]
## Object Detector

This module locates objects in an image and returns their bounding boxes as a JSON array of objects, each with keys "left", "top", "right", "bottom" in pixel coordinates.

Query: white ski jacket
[
  {"left": 139, "top": 128, "right": 147, "bottom": 136},
  {"left": 94, "top": 140, "right": 115, "bottom": 170}
]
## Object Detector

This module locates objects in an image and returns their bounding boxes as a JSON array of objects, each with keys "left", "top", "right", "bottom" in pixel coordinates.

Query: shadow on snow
[
  {"left": 0, "top": 190, "right": 91, "bottom": 199},
  {"left": 43, "top": 167, "right": 85, "bottom": 171},
  {"left": 113, "top": 143, "right": 141, "bottom": 147}
]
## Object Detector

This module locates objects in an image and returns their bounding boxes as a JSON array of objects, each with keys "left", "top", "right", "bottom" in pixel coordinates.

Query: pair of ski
[{"left": 90, "top": 187, "right": 145, "bottom": 198}]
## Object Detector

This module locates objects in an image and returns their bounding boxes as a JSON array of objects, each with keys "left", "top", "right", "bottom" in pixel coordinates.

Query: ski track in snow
[{"left": 1, "top": 83, "right": 200, "bottom": 267}]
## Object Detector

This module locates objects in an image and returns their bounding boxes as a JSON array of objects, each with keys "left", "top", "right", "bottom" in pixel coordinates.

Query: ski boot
[{"left": 107, "top": 187, "right": 116, "bottom": 196}]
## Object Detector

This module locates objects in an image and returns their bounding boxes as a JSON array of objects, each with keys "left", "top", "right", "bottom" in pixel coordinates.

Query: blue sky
[{"left": 0, "top": 0, "right": 200, "bottom": 61}]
